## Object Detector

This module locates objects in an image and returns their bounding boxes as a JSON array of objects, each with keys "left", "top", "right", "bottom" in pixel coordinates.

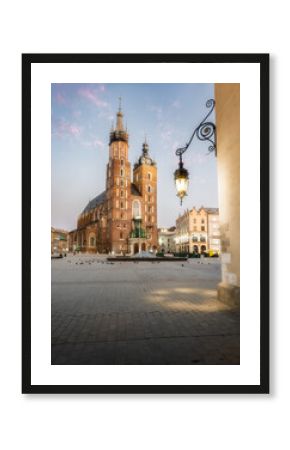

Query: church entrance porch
[
  {"left": 133, "top": 243, "right": 139, "bottom": 254},
  {"left": 129, "top": 238, "right": 151, "bottom": 255}
]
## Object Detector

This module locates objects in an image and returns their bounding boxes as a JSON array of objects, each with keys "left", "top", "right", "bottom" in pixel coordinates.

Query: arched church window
[
  {"left": 120, "top": 169, "right": 124, "bottom": 177},
  {"left": 121, "top": 159, "right": 124, "bottom": 166},
  {"left": 148, "top": 172, "right": 151, "bottom": 180},
  {"left": 132, "top": 200, "right": 141, "bottom": 219},
  {"left": 147, "top": 185, "right": 151, "bottom": 193}
]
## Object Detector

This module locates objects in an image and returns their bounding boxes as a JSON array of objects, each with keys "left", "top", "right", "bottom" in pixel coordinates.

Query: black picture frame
[{"left": 22, "top": 53, "right": 269, "bottom": 394}]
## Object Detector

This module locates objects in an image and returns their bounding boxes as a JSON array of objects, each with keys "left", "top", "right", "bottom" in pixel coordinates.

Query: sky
[{"left": 51, "top": 83, "right": 218, "bottom": 230}]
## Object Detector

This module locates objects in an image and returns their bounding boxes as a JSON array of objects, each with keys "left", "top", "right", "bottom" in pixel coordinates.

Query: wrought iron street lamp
[{"left": 174, "top": 99, "right": 216, "bottom": 205}]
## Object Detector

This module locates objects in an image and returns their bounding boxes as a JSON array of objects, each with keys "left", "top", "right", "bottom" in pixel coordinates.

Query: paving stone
[{"left": 51, "top": 255, "right": 239, "bottom": 365}]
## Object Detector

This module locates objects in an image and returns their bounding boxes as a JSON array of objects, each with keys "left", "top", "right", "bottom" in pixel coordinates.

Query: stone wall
[{"left": 215, "top": 83, "right": 240, "bottom": 307}]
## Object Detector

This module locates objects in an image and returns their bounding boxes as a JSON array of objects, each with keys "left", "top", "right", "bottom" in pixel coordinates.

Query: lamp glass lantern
[{"left": 174, "top": 157, "right": 189, "bottom": 205}]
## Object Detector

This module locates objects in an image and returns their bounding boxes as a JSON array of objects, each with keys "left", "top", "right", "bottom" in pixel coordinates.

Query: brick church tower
[
  {"left": 106, "top": 103, "right": 132, "bottom": 254},
  {"left": 132, "top": 139, "right": 158, "bottom": 252}
]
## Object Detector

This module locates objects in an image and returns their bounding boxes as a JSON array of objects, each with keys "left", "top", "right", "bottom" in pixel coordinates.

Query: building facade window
[
  {"left": 132, "top": 200, "right": 141, "bottom": 218},
  {"left": 201, "top": 226, "right": 205, "bottom": 231}
]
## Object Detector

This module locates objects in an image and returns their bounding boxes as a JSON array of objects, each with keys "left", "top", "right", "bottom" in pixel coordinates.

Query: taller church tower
[{"left": 106, "top": 102, "right": 132, "bottom": 253}]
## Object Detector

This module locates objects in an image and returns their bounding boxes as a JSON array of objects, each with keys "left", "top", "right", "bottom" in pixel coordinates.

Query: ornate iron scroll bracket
[{"left": 175, "top": 99, "right": 216, "bottom": 160}]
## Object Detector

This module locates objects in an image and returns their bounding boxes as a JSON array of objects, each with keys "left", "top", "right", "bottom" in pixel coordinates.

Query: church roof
[
  {"left": 203, "top": 207, "right": 219, "bottom": 214},
  {"left": 134, "top": 140, "right": 156, "bottom": 169},
  {"left": 82, "top": 191, "right": 106, "bottom": 214},
  {"left": 131, "top": 183, "right": 142, "bottom": 196}
]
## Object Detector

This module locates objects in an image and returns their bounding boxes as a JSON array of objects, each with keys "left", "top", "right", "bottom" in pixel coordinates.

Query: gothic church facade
[{"left": 69, "top": 106, "right": 158, "bottom": 255}]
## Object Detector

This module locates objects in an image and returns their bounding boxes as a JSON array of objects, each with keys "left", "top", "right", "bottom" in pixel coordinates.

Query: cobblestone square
[{"left": 51, "top": 255, "right": 239, "bottom": 364}]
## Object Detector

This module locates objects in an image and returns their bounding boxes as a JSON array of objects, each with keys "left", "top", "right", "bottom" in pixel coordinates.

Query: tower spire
[
  {"left": 116, "top": 97, "right": 124, "bottom": 131},
  {"left": 142, "top": 135, "right": 149, "bottom": 155},
  {"left": 109, "top": 98, "right": 128, "bottom": 144}
]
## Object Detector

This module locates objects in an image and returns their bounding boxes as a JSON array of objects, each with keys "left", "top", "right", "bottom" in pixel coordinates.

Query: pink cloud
[
  {"left": 69, "top": 125, "right": 81, "bottom": 136},
  {"left": 56, "top": 92, "right": 66, "bottom": 104},
  {"left": 93, "top": 139, "right": 104, "bottom": 148},
  {"left": 191, "top": 152, "right": 208, "bottom": 165},
  {"left": 82, "top": 138, "right": 105, "bottom": 149},
  {"left": 78, "top": 87, "right": 108, "bottom": 108},
  {"left": 160, "top": 128, "right": 173, "bottom": 141},
  {"left": 52, "top": 119, "right": 81, "bottom": 138},
  {"left": 172, "top": 100, "right": 180, "bottom": 108}
]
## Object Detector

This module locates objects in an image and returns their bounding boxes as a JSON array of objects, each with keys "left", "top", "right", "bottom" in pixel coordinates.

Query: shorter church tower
[{"left": 132, "top": 139, "right": 158, "bottom": 252}]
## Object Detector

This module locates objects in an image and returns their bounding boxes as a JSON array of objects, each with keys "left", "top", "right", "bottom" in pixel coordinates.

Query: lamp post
[
  {"left": 174, "top": 99, "right": 216, "bottom": 205},
  {"left": 135, "top": 216, "right": 141, "bottom": 253}
]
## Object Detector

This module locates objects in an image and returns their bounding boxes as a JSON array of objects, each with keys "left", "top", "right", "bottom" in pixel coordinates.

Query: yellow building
[
  {"left": 175, "top": 207, "right": 220, "bottom": 254},
  {"left": 51, "top": 227, "right": 69, "bottom": 255}
]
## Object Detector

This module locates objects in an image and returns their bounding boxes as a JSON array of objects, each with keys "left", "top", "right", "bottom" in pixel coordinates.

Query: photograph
[
  {"left": 22, "top": 53, "right": 269, "bottom": 393},
  {"left": 51, "top": 82, "right": 240, "bottom": 366}
]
